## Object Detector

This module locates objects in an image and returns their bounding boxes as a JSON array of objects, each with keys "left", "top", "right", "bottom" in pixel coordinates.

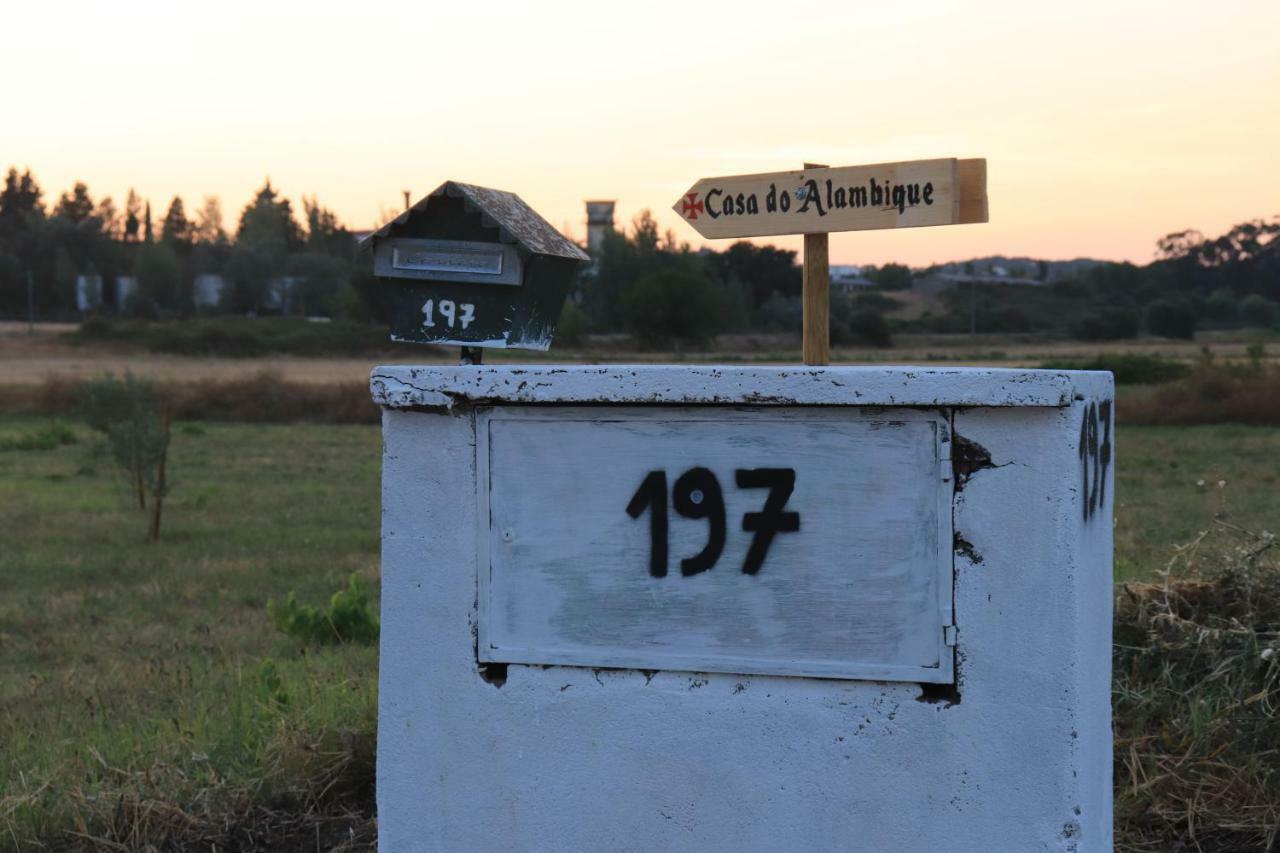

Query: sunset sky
[{"left": 5, "top": 0, "right": 1278, "bottom": 266}]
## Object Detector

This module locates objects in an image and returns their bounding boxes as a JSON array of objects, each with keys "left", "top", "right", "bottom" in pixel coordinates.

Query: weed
[
  {"left": 0, "top": 420, "right": 77, "bottom": 451},
  {"left": 268, "top": 573, "right": 380, "bottom": 646}
]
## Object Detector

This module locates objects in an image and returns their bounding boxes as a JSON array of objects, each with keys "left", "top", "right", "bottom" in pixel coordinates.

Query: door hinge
[{"left": 943, "top": 625, "right": 959, "bottom": 647}]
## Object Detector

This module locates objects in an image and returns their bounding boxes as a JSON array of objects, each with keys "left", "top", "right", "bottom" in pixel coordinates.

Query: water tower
[{"left": 585, "top": 200, "right": 615, "bottom": 254}]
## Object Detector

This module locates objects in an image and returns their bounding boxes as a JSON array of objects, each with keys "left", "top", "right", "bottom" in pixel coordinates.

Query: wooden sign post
[
  {"left": 802, "top": 162, "right": 830, "bottom": 365},
  {"left": 674, "top": 157, "right": 988, "bottom": 365}
]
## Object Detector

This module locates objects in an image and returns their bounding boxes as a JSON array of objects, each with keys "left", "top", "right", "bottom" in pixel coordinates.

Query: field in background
[{"left": 2, "top": 320, "right": 1276, "bottom": 387}]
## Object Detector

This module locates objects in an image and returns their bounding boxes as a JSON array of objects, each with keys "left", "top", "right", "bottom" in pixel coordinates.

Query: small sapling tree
[{"left": 81, "top": 372, "right": 173, "bottom": 540}]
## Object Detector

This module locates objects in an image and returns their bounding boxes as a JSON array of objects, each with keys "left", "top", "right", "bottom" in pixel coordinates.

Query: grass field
[
  {"left": 0, "top": 419, "right": 380, "bottom": 848},
  {"left": 2, "top": 416, "right": 1278, "bottom": 848},
  {"left": 1115, "top": 424, "right": 1280, "bottom": 579}
]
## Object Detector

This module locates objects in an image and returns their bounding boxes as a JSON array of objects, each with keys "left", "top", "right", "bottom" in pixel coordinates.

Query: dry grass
[
  {"left": 1122, "top": 363, "right": 1280, "bottom": 426},
  {"left": 0, "top": 372, "right": 379, "bottom": 425},
  {"left": 1114, "top": 524, "right": 1280, "bottom": 852},
  {"left": 7, "top": 728, "right": 377, "bottom": 852}
]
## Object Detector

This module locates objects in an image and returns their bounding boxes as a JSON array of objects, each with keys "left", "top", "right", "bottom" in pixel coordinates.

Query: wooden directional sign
[{"left": 673, "top": 157, "right": 987, "bottom": 240}]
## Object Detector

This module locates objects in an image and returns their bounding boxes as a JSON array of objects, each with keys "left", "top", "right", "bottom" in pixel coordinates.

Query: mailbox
[{"left": 361, "top": 181, "right": 589, "bottom": 350}]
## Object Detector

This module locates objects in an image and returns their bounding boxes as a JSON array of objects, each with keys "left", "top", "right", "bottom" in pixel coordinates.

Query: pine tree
[
  {"left": 124, "top": 189, "right": 142, "bottom": 243},
  {"left": 193, "top": 196, "right": 226, "bottom": 245},
  {"left": 161, "top": 196, "right": 191, "bottom": 247},
  {"left": 53, "top": 183, "right": 95, "bottom": 223}
]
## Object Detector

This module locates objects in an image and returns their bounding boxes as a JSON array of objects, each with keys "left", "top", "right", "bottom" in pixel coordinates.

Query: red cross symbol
[{"left": 681, "top": 191, "right": 705, "bottom": 220}]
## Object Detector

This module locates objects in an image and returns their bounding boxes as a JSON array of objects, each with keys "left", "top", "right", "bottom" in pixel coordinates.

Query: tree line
[
  {"left": 2, "top": 164, "right": 1275, "bottom": 344},
  {"left": 0, "top": 167, "right": 379, "bottom": 321},
  {"left": 917, "top": 218, "right": 1280, "bottom": 340}
]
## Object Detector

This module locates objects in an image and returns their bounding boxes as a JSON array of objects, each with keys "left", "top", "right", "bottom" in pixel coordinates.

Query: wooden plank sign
[
  {"left": 673, "top": 157, "right": 987, "bottom": 240},
  {"left": 476, "top": 406, "right": 955, "bottom": 683}
]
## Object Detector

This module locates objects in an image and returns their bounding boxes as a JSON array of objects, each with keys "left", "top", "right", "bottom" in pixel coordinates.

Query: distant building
[
  {"left": 75, "top": 275, "right": 103, "bottom": 312},
  {"left": 193, "top": 274, "right": 228, "bottom": 310},
  {"left": 112, "top": 276, "right": 138, "bottom": 312},
  {"left": 263, "top": 276, "right": 304, "bottom": 314},
  {"left": 830, "top": 265, "right": 875, "bottom": 293},
  {"left": 911, "top": 271, "right": 1045, "bottom": 297},
  {"left": 75, "top": 274, "right": 149, "bottom": 315},
  {"left": 585, "top": 201, "right": 615, "bottom": 254}
]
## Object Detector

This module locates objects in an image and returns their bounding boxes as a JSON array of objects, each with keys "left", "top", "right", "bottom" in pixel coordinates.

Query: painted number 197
[
  {"left": 422, "top": 298, "right": 476, "bottom": 330},
  {"left": 626, "top": 467, "right": 799, "bottom": 578}
]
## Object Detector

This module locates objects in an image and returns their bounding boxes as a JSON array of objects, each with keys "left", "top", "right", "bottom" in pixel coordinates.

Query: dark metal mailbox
[{"left": 361, "top": 181, "right": 589, "bottom": 350}]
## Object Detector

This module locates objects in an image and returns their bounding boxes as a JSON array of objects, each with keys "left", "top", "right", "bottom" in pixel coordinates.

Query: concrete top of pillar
[{"left": 370, "top": 364, "right": 1113, "bottom": 410}]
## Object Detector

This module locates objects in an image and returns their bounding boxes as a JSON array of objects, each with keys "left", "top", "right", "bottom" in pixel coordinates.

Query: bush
[
  {"left": 1204, "top": 288, "right": 1239, "bottom": 324},
  {"left": 0, "top": 421, "right": 77, "bottom": 451},
  {"left": 1039, "top": 353, "right": 1190, "bottom": 385},
  {"left": 852, "top": 292, "right": 899, "bottom": 314},
  {"left": 268, "top": 573, "right": 380, "bottom": 646},
  {"left": 1147, "top": 299, "right": 1197, "bottom": 339},
  {"left": 755, "top": 292, "right": 802, "bottom": 332},
  {"left": 555, "top": 299, "right": 590, "bottom": 347},
  {"left": 622, "top": 268, "right": 724, "bottom": 346},
  {"left": 1070, "top": 306, "right": 1139, "bottom": 341},
  {"left": 1239, "top": 294, "right": 1280, "bottom": 329},
  {"left": 832, "top": 310, "right": 892, "bottom": 348}
]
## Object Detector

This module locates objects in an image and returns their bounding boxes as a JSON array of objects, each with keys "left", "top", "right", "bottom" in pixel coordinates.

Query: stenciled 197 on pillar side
[{"left": 371, "top": 365, "right": 1115, "bottom": 852}]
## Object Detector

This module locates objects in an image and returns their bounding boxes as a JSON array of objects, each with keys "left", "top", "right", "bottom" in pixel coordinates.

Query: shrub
[
  {"left": 1239, "top": 294, "right": 1280, "bottom": 329},
  {"left": 1204, "top": 288, "right": 1239, "bottom": 324},
  {"left": 556, "top": 299, "right": 590, "bottom": 347},
  {"left": 755, "top": 292, "right": 802, "bottom": 332},
  {"left": 268, "top": 573, "right": 380, "bottom": 646},
  {"left": 852, "top": 292, "right": 899, "bottom": 314},
  {"left": 834, "top": 310, "right": 893, "bottom": 348},
  {"left": 1070, "top": 306, "right": 1139, "bottom": 341},
  {"left": 622, "top": 269, "right": 724, "bottom": 346},
  {"left": 1147, "top": 299, "right": 1197, "bottom": 339},
  {"left": 0, "top": 421, "right": 77, "bottom": 451},
  {"left": 1039, "top": 354, "right": 1190, "bottom": 385}
]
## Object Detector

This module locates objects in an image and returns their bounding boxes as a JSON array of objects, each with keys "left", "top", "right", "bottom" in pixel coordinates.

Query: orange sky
[{"left": 5, "top": 1, "right": 1278, "bottom": 266}]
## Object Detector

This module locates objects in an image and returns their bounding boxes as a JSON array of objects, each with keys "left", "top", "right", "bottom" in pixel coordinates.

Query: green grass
[
  {"left": 2, "top": 416, "right": 1278, "bottom": 847},
  {"left": 1115, "top": 424, "right": 1280, "bottom": 580},
  {"left": 0, "top": 418, "right": 380, "bottom": 847}
]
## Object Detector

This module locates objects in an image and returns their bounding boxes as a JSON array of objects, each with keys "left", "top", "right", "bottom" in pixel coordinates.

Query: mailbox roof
[{"left": 361, "top": 181, "right": 589, "bottom": 262}]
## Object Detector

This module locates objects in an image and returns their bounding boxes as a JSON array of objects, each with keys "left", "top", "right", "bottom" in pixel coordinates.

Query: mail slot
[{"left": 361, "top": 181, "right": 589, "bottom": 350}]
